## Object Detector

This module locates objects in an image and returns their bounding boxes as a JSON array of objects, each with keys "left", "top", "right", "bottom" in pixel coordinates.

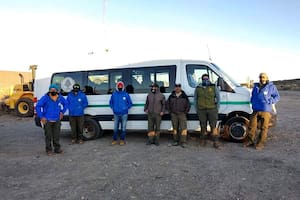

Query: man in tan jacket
[{"left": 144, "top": 83, "right": 166, "bottom": 146}]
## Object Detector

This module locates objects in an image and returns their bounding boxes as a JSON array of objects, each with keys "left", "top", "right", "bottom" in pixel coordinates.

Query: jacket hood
[{"left": 115, "top": 81, "right": 125, "bottom": 91}]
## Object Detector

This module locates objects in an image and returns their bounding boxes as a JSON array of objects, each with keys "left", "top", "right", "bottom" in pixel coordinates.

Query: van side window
[
  {"left": 51, "top": 72, "right": 84, "bottom": 96},
  {"left": 88, "top": 71, "right": 109, "bottom": 95},
  {"left": 131, "top": 68, "right": 152, "bottom": 93},
  {"left": 109, "top": 71, "right": 123, "bottom": 93},
  {"left": 131, "top": 65, "right": 176, "bottom": 93},
  {"left": 186, "top": 64, "right": 219, "bottom": 87}
]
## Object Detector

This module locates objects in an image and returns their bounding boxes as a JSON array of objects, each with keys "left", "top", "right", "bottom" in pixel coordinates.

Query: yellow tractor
[{"left": 2, "top": 65, "right": 37, "bottom": 117}]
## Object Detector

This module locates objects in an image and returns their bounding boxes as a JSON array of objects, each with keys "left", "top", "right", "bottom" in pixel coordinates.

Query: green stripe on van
[
  {"left": 88, "top": 102, "right": 250, "bottom": 108},
  {"left": 219, "top": 101, "right": 250, "bottom": 105},
  {"left": 88, "top": 103, "right": 145, "bottom": 108}
]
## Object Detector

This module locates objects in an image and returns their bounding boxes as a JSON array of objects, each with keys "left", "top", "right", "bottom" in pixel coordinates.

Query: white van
[{"left": 36, "top": 59, "right": 254, "bottom": 141}]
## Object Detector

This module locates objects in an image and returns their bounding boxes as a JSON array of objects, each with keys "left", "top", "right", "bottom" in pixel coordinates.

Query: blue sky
[{"left": 0, "top": 0, "right": 299, "bottom": 81}]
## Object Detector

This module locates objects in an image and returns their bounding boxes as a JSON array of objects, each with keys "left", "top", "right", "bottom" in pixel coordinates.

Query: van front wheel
[
  {"left": 225, "top": 116, "right": 249, "bottom": 142},
  {"left": 82, "top": 118, "right": 101, "bottom": 140}
]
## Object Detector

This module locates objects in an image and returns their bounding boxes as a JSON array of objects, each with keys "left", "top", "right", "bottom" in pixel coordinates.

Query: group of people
[
  {"left": 36, "top": 72, "right": 280, "bottom": 156},
  {"left": 36, "top": 83, "right": 88, "bottom": 156}
]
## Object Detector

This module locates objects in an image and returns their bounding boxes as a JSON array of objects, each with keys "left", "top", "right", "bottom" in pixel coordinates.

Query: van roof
[
  {"left": 52, "top": 59, "right": 213, "bottom": 74},
  {"left": 106, "top": 59, "right": 212, "bottom": 70}
]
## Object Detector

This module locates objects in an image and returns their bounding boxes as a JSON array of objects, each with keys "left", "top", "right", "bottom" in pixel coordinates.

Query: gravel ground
[{"left": 0, "top": 90, "right": 299, "bottom": 200}]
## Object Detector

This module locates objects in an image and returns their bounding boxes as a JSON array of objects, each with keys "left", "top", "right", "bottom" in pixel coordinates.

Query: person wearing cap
[
  {"left": 194, "top": 74, "right": 220, "bottom": 148},
  {"left": 144, "top": 83, "right": 166, "bottom": 146},
  {"left": 36, "top": 84, "right": 68, "bottom": 156},
  {"left": 109, "top": 81, "right": 132, "bottom": 145},
  {"left": 244, "top": 72, "right": 280, "bottom": 150},
  {"left": 167, "top": 83, "right": 190, "bottom": 148},
  {"left": 67, "top": 84, "right": 88, "bottom": 144}
]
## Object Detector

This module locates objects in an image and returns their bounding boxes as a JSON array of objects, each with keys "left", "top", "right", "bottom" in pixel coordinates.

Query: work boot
[
  {"left": 54, "top": 149, "right": 64, "bottom": 154},
  {"left": 119, "top": 140, "right": 126, "bottom": 146},
  {"left": 154, "top": 137, "right": 159, "bottom": 146},
  {"left": 146, "top": 136, "right": 154, "bottom": 145},
  {"left": 172, "top": 141, "right": 179, "bottom": 146},
  {"left": 255, "top": 142, "right": 265, "bottom": 150},
  {"left": 172, "top": 132, "right": 179, "bottom": 146},
  {"left": 111, "top": 140, "right": 118, "bottom": 145},
  {"left": 212, "top": 136, "right": 221, "bottom": 149},
  {"left": 243, "top": 136, "right": 254, "bottom": 148},
  {"left": 199, "top": 134, "right": 206, "bottom": 146},
  {"left": 180, "top": 135, "right": 187, "bottom": 148},
  {"left": 78, "top": 139, "right": 84, "bottom": 144},
  {"left": 154, "top": 132, "right": 160, "bottom": 146}
]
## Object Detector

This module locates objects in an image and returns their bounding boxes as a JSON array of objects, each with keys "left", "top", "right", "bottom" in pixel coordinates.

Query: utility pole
[{"left": 102, "top": 0, "right": 109, "bottom": 53}]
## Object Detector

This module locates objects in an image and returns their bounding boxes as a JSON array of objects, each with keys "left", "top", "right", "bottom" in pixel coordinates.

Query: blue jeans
[{"left": 113, "top": 114, "right": 128, "bottom": 140}]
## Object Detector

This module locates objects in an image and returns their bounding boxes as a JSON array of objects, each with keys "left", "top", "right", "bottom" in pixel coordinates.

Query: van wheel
[
  {"left": 225, "top": 116, "right": 249, "bottom": 142},
  {"left": 15, "top": 98, "right": 34, "bottom": 117},
  {"left": 82, "top": 118, "right": 102, "bottom": 140}
]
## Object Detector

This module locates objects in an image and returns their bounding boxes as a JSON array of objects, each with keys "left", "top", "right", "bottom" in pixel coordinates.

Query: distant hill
[{"left": 273, "top": 79, "right": 300, "bottom": 91}]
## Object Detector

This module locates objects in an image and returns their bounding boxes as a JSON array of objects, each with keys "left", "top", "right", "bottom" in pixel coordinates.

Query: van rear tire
[{"left": 82, "top": 118, "right": 102, "bottom": 140}]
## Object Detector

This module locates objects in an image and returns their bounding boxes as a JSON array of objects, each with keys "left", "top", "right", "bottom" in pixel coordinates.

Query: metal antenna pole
[{"left": 207, "top": 44, "right": 212, "bottom": 61}]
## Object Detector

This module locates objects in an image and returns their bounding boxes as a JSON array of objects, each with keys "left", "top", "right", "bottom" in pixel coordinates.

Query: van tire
[
  {"left": 15, "top": 98, "right": 34, "bottom": 117},
  {"left": 82, "top": 118, "right": 102, "bottom": 140},
  {"left": 225, "top": 116, "right": 249, "bottom": 142}
]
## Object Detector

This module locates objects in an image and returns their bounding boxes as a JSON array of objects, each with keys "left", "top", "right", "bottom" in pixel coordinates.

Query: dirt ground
[{"left": 0, "top": 90, "right": 299, "bottom": 200}]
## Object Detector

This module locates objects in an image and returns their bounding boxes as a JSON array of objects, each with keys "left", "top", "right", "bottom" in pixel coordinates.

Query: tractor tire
[
  {"left": 82, "top": 118, "right": 102, "bottom": 140},
  {"left": 15, "top": 98, "right": 34, "bottom": 117}
]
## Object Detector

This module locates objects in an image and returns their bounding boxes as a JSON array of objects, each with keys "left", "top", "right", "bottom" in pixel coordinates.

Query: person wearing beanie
[
  {"left": 109, "top": 81, "right": 132, "bottom": 145},
  {"left": 244, "top": 72, "right": 280, "bottom": 150},
  {"left": 36, "top": 84, "right": 68, "bottom": 156},
  {"left": 67, "top": 84, "right": 88, "bottom": 144}
]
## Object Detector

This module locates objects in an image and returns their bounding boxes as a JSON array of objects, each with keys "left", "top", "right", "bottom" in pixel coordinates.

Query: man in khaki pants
[
  {"left": 144, "top": 83, "right": 166, "bottom": 146},
  {"left": 244, "top": 73, "right": 280, "bottom": 150}
]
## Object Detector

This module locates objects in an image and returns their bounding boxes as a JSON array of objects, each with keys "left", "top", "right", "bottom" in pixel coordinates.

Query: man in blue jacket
[
  {"left": 244, "top": 73, "right": 280, "bottom": 150},
  {"left": 109, "top": 81, "right": 132, "bottom": 145},
  {"left": 67, "top": 84, "right": 88, "bottom": 144},
  {"left": 36, "top": 84, "right": 68, "bottom": 155}
]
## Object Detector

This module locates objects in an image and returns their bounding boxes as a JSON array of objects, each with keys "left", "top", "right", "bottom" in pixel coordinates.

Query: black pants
[
  {"left": 69, "top": 116, "right": 84, "bottom": 140},
  {"left": 44, "top": 121, "right": 61, "bottom": 152}
]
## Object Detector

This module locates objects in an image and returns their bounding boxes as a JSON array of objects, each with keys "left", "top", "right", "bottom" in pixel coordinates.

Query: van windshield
[{"left": 211, "top": 63, "right": 240, "bottom": 87}]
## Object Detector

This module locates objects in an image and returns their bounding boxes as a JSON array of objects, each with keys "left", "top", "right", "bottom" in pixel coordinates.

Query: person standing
[
  {"left": 36, "top": 84, "right": 68, "bottom": 156},
  {"left": 109, "top": 81, "right": 132, "bottom": 145},
  {"left": 67, "top": 83, "right": 88, "bottom": 144},
  {"left": 144, "top": 83, "right": 166, "bottom": 146},
  {"left": 244, "top": 72, "right": 280, "bottom": 150},
  {"left": 194, "top": 74, "right": 220, "bottom": 148},
  {"left": 167, "top": 84, "right": 190, "bottom": 148}
]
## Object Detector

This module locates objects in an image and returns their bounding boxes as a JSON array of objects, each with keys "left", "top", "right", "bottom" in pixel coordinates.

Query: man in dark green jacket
[{"left": 194, "top": 74, "right": 220, "bottom": 148}]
